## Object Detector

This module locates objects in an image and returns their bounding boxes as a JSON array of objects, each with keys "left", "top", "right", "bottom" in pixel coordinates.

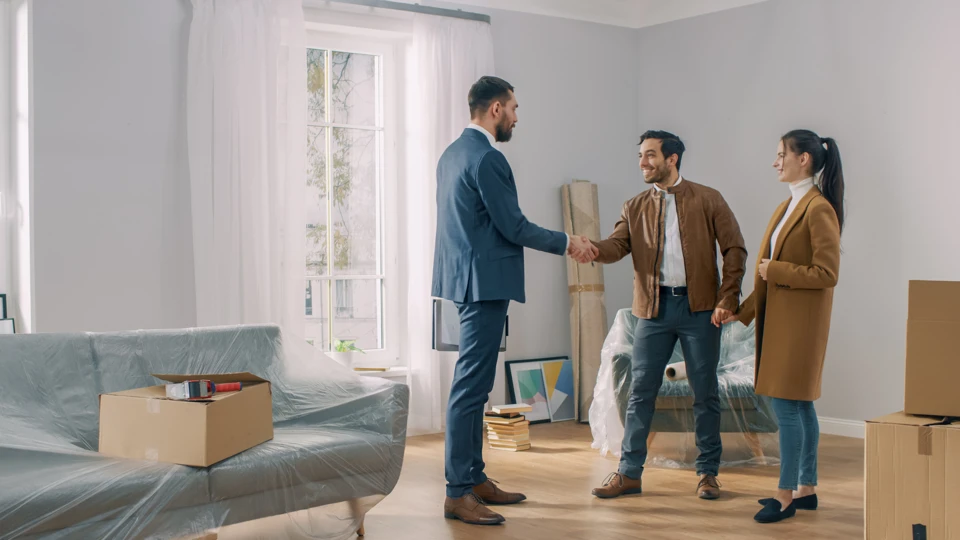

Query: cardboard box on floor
[
  {"left": 99, "top": 373, "right": 273, "bottom": 467},
  {"left": 904, "top": 280, "right": 960, "bottom": 418},
  {"left": 865, "top": 412, "right": 960, "bottom": 539}
]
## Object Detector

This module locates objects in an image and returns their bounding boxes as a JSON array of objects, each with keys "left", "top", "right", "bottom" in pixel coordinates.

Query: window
[
  {"left": 304, "top": 36, "right": 398, "bottom": 366},
  {"left": 1, "top": 0, "right": 33, "bottom": 334}
]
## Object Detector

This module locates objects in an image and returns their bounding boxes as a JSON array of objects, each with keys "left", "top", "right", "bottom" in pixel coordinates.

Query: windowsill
[{"left": 353, "top": 366, "right": 410, "bottom": 380}]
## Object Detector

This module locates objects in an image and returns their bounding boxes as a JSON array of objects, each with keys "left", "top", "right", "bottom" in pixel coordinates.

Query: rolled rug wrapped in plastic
[{"left": 664, "top": 362, "right": 687, "bottom": 381}]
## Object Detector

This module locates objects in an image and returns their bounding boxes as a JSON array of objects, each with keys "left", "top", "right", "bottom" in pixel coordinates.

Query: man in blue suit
[{"left": 434, "top": 76, "right": 597, "bottom": 525}]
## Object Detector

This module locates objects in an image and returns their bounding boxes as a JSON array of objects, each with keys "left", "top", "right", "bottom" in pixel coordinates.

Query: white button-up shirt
[{"left": 653, "top": 176, "right": 686, "bottom": 287}]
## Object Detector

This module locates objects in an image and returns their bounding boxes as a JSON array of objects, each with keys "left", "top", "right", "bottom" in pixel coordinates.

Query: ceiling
[{"left": 407, "top": 0, "right": 769, "bottom": 29}]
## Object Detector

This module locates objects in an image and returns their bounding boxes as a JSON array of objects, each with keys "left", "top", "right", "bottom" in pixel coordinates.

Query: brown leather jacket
[{"left": 592, "top": 178, "right": 747, "bottom": 319}]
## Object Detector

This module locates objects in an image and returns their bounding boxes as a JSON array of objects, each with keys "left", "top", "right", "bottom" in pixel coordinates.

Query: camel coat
[{"left": 738, "top": 188, "right": 841, "bottom": 401}]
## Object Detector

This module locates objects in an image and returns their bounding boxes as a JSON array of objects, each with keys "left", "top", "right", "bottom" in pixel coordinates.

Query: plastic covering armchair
[{"left": 590, "top": 309, "right": 779, "bottom": 469}]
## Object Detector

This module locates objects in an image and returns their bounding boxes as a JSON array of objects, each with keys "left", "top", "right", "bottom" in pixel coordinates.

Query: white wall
[
  {"left": 32, "top": 0, "right": 195, "bottom": 332},
  {"left": 28, "top": 0, "right": 639, "bottom": 357},
  {"left": 633, "top": 0, "right": 960, "bottom": 422},
  {"left": 478, "top": 8, "right": 641, "bottom": 362},
  {"left": 34, "top": 0, "right": 954, "bottom": 427}
]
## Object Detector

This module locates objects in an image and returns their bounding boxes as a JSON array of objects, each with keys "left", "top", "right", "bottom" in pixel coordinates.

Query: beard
[
  {"left": 642, "top": 163, "right": 670, "bottom": 184},
  {"left": 495, "top": 117, "right": 514, "bottom": 142}
]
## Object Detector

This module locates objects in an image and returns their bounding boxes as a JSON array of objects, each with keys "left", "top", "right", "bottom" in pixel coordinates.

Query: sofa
[
  {"left": 0, "top": 325, "right": 409, "bottom": 539},
  {"left": 590, "top": 308, "right": 778, "bottom": 466}
]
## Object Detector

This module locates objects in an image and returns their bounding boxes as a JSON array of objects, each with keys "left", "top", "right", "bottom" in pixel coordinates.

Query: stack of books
[{"left": 484, "top": 404, "right": 533, "bottom": 452}]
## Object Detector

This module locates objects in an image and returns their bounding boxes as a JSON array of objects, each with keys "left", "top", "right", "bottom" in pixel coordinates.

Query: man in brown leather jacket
[{"left": 586, "top": 130, "right": 747, "bottom": 501}]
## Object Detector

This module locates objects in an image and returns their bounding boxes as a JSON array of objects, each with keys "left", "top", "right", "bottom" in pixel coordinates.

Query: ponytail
[
  {"left": 818, "top": 137, "right": 845, "bottom": 234},
  {"left": 782, "top": 130, "right": 846, "bottom": 234}
]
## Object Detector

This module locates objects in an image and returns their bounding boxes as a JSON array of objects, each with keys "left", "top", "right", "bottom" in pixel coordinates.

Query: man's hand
[
  {"left": 758, "top": 259, "right": 770, "bottom": 281},
  {"left": 721, "top": 313, "right": 740, "bottom": 325},
  {"left": 711, "top": 307, "right": 733, "bottom": 328},
  {"left": 568, "top": 235, "right": 599, "bottom": 264}
]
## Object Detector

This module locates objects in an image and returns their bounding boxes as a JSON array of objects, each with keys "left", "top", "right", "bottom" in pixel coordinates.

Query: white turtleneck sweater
[{"left": 770, "top": 177, "right": 814, "bottom": 258}]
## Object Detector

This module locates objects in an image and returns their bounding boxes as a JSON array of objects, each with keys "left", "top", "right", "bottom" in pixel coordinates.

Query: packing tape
[
  {"left": 144, "top": 448, "right": 159, "bottom": 462},
  {"left": 918, "top": 426, "right": 933, "bottom": 456},
  {"left": 568, "top": 284, "right": 605, "bottom": 293},
  {"left": 146, "top": 399, "right": 161, "bottom": 414}
]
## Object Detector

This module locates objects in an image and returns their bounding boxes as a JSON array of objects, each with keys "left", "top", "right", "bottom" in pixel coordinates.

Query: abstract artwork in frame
[{"left": 505, "top": 357, "right": 575, "bottom": 424}]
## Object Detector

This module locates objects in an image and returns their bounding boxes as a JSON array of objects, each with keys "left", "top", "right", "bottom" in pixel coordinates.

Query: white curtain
[
  {"left": 404, "top": 15, "right": 495, "bottom": 435},
  {"left": 186, "top": 0, "right": 307, "bottom": 335}
]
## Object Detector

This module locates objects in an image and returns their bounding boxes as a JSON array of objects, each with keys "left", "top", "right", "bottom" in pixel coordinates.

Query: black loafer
[
  {"left": 758, "top": 493, "right": 817, "bottom": 510},
  {"left": 754, "top": 499, "right": 796, "bottom": 523}
]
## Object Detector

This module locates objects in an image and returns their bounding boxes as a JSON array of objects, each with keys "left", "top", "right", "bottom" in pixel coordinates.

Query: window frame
[{"left": 304, "top": 31, "right": 400, "bottom": 368}]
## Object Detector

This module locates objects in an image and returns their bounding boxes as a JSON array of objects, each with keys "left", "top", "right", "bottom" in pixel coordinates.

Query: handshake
[{"left": 567, "top": 235, "right": 600, "bottom": 264}]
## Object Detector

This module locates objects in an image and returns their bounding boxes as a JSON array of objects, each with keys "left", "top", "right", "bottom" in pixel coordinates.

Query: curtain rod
[{"left": 310, "top": 0, "right": 491, "bottom": 24}]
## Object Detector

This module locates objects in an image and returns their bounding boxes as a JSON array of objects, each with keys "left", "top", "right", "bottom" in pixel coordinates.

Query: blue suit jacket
[{"left": 432, "top": 128, "right": 568, "bottom": 304}]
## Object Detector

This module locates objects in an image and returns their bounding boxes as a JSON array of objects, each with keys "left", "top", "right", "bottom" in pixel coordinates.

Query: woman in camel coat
[{"left": 724, "top": 129, "right": 844, "bottom": 524}]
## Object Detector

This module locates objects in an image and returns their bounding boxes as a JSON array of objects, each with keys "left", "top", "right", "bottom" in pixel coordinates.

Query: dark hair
[
  {"left": 781, "top": 129, "right": 845, "bottom": 234},
  {"left": 639, "top": 130, "right": 685, "bottom": 170},
  {"left": 468, "top": 76, "right": 514, "bottom": 119}
]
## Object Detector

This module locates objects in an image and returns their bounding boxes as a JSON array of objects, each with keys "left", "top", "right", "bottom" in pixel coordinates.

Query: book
[
  {"left": 490, "top": 444, "right": 530, "bottom": 452},
  {"left": 487, "top": 433, "right": 530, "bottom": 442},
  {"left": 491, "top": 404, "right": 533, "bottom": 414},
  {"left": 489, "top": 442, "right": 532, "bottom": 452},
  {"left": 484, "top": 411, "right": 522, "bottom": 418},
  {"left": 485, "top": 421, "right": 530, "bottom": 430},
  {"left": 482, "top": 416, "right": 527, "bottom": 425}
]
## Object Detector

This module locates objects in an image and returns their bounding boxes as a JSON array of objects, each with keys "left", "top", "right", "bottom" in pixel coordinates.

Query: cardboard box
[
  {"left": 865, "top": 412, "right": 960, "bottom": 539},
  {"left": 904, "top": 280, "right": 960, "bottom": 418},
  {"left": 99, "top": 373, "right": 273, "bottom": 467}
]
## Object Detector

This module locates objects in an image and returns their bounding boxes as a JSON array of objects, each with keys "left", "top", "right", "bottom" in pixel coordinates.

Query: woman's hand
[
  {"left": 721, "top": 313, "right": 740, "bottom": 325},
  {"left": 759, "top": 259, "right": 770, "bottom": 281}
]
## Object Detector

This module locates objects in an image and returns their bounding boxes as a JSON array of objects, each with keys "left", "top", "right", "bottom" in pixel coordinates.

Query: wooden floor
[
  {"left": 216, "top": 422, "right": 865, "bottom": 539},
  {"left": 364, "top": 422, "right": 865, "bottom": 540}
]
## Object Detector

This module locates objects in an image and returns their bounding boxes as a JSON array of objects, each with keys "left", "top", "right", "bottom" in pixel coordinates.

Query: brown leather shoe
[
  {"left": 697, "top": 474, "right": 721, "bottom": 500},
  {"left": 591, "top": 472, "right": 642, "bottom": 499},
  {"left": 443, "top": 493, "right": 505, "bottom": 525},
  {"left": 473, "top": 479, "right": 527, "bottom": 505}
]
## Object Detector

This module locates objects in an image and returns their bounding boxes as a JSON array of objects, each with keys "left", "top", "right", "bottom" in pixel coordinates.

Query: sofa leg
[
  {"left": 744, "top": 432, "right": 764, "bottom": 458},
  {"left": 348, "top": 498, "right": 365, "bottom": 537}
]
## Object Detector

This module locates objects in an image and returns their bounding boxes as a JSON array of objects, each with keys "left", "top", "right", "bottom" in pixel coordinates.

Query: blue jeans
[
  {"left": 771, "top": 398, "right": 819, "bottom": 490},
  {"left": 444, "top": 300, "right": 510, "bottom": 498},
  {"left": 619, "top": 293, "right": 722, "bottom": 479}
]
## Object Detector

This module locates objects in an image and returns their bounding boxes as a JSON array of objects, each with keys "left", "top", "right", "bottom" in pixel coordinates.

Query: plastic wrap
[
  {"left": 590, "top": 309, "right": 779, "bottom": 469},
  {"left": 0, "top": 324, "right": 408, "bottom": 539}
]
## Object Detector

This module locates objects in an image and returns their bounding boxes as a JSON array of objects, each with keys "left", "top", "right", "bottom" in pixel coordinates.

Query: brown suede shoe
[
  {"left": 443, "top": 493, "right": 505, "bottom": 525},
  {"left": 697, "top": 474, "right": 721, "bottom": 500},
  {"left": 591, "top": 473, "right": 642, "bottom": 499},
  {"left": 473, "top": 479, "right": 527, "bottom": 505}
]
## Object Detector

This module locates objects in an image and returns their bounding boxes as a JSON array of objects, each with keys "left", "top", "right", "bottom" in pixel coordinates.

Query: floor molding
[{"left": 818, "top": 416, "right": 865, "bottom": 439}]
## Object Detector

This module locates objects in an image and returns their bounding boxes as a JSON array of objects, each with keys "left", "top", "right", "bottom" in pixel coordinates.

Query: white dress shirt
[
  {"left": 653, "top": 176, "right": 687, "bottom": 287},
  {"left": 770, "top": 177, "right": 815, "bottom": 258},
  {"left": 467, "top": 123, "right": 571, "bottom": 252}
]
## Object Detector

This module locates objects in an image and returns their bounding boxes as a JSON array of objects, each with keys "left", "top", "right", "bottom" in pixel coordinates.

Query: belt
[{"left": 659, "top": 286, "right": 688, "bottom": 296}]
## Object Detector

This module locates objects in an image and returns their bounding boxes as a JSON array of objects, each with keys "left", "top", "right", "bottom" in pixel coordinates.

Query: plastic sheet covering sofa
[
  {"left": 590, "top": 308, "right": 780, "bottom": 469},
  {"left": 0, "top": 324, "right": 409, "bottom": 539}
]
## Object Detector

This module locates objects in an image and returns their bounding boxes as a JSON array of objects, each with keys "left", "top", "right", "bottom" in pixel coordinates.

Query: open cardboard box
[{"left": 99, "top": 373, "right": 274, "bottom": 467}]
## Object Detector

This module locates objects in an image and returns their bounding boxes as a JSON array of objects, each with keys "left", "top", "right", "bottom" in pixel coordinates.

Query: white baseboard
[{"left": 818, "top": 416, "right": 864, "bottom": 439}]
